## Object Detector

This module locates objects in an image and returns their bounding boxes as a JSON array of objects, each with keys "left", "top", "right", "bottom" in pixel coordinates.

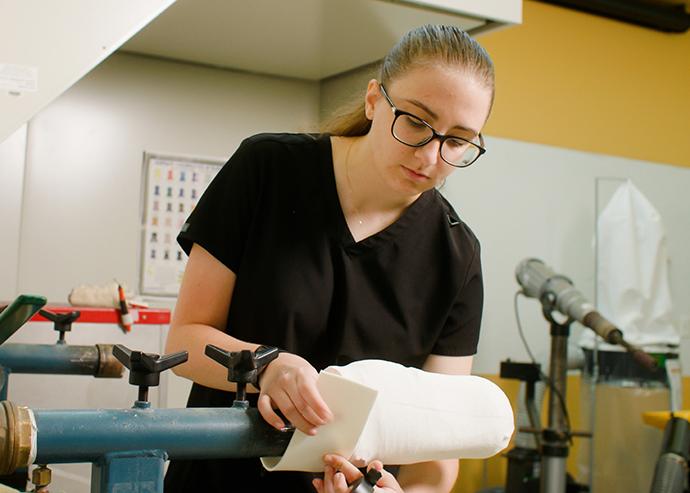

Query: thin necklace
[{"left": 343, "top": 139, "right": 365, "bottom": 226}]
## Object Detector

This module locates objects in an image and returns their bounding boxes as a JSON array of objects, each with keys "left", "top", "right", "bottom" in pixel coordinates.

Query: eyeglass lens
[{"left": 393, "top": 114, "right": 481, "bottom": 166}]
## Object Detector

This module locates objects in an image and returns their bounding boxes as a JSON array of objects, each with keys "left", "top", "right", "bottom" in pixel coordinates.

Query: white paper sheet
[{"left": 260, "top": 370, "right": 378, "bottom": 472}]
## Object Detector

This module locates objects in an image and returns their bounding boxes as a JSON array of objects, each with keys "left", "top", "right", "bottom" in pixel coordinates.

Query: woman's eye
[
  {"left": 445, "top": 139, "right": 469, "bottom": 151},
  {"left": 403, "top": 115, "right": 426, "bottom": 129}
]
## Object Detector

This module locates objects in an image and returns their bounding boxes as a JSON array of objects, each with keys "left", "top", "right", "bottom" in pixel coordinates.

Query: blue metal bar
[
  {"left": 0, "top": 344, "right": 99, "bottom": 375},
  {"left": 34, "top": 407, "right": 291, "bottom": 464}
]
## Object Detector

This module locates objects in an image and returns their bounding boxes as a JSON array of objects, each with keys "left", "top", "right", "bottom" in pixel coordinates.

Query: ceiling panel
[{"left": 119, "top": 0, "right": 497, "bottom": 80}]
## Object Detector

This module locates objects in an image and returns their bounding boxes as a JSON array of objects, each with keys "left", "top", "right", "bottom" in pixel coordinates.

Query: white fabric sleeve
[
  {"left": 328, "top": 360, "right": 514, "bottom": 465},
  {"left": 261, "top": 359, "right": 514, "bottom": 471}
]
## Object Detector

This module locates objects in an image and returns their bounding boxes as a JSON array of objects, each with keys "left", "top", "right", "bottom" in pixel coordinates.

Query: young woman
[{"left": 164, "top": 24, "right": 494, "bottom": 492}]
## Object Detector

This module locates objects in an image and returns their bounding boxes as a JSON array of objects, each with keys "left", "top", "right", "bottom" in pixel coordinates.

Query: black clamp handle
[
  {"left": 39, "top": 309, "right": 81, "bottom": 344},
  {"left": 205, "top": 345, "right": 280, "bottom": 402},
  {"left": 349, "top": 468, "right": 382, "bottom": 493},
  {"left": 113, "top": 344, "right": 188, "bottom": 403}
]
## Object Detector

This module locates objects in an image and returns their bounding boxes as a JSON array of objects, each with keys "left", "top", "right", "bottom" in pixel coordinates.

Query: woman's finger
[
  {"left": 333, "top": 470, "right": 349, "bottom": 493},
  {"left": 283, "top": 381, "right": 330, "bottom": 427},
  {"left": 257, "top": 393, "right": 285, "bottom": 430},
  {"left": 312, "top": 477, "right": 324, "bottom": 493},
  {"left": 296, "top": 373, "right": 334, "bottom": 423},
  {"left": 323, "top": 454, "right": 363, "bottom": 484},
  {"left": 324, "top": 465, "right": 336, "bottom": 493},
  {"left": 271, "top": 389, "right": 319, "bottom": 435}
]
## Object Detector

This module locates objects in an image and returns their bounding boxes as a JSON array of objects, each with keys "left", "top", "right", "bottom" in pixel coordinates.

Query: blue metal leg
[
  {"left": 91, "top": 450, "right": 167, "bottom": 493},
  {"left": 0, "top": 365, "right": 9, "bottom": 401}
]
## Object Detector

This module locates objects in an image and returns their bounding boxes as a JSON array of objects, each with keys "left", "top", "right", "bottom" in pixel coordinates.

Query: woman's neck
[
  {"left": 336, "top": 136, "right": 418, "bottom": 212},
  {"left": 332, "top": 135, "right": 419, "bottom": 239}
]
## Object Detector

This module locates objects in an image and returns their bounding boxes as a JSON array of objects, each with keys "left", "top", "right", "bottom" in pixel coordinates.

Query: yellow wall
[
  {"left": 479, "top": 1, "right": 690, "bottom": 168},
  {"left": 452, "top": 375, "right": 580, "bottom": 493},
  {"left": 453, "top": 375, "right": 690, "bottom": 493}
]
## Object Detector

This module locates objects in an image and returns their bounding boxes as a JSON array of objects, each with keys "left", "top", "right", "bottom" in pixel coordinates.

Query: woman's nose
[{"left": 413, "top": 138, "right": 442, "bottom": 167}]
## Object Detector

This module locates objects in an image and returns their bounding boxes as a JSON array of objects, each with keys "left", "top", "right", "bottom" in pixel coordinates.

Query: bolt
[{"left": 32, "top": 465, "right": 51, "bottom": 487}]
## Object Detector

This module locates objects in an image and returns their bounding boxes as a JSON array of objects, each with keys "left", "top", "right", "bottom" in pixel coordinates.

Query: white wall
[
  {"left": 15, "top": 52, "right": 320, "bottom": 301},
  {"left": 443, "top": 136, "right": 690, "bottom": 375},
  {"left": 0, "top": 124, "right": 27, "bottom": 299},
  {"left": 320, "top": 63, "right": 376, "bottom": 122},
  {"left": 1, "top": 57, "right": 318, "bottom": 491},
  {"left": 0, "top": 0, "right": 176, "bottom": 143}
]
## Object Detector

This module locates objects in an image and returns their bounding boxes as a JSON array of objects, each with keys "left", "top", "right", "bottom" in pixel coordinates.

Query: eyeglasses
[{"left": 379, "top": 83, "right": 486, "bottom": 168}]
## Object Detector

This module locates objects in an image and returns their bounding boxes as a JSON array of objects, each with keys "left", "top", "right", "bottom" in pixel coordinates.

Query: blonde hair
[{"left": 322, "top": 24, "right": 495, "bottom": 136}]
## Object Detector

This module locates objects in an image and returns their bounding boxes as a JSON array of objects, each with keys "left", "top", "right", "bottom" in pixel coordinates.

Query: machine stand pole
[{"left": 540, "top": 319, "right": 571, "bottom": 493}]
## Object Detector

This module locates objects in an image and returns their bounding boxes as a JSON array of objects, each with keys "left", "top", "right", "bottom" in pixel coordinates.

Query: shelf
[{"left": 29, "top": 305, "right": 171, "bottom": 325}]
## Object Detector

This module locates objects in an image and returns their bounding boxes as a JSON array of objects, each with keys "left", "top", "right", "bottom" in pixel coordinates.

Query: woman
[{"left": 164, "top": 24, "right": 494, "bottom": 492}]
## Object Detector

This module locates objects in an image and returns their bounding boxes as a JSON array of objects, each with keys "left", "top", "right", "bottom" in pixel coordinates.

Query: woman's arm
[
  {"left": 166, "top": 243, "right": 332, "bottom": 434},
  {"left": 396, "top": 354, "right": 474, "bottom": 493},
  {"left": 166, "top": 243, "right": 247, "bottom": 391}
]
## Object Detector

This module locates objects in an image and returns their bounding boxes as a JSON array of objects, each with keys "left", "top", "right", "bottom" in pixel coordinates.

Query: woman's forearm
[
  {"left": 398, "top": 459, "right": 459, "bottom": 493},
  {"left": 165, "top": 322, "right": 261, "bottom": 392}
]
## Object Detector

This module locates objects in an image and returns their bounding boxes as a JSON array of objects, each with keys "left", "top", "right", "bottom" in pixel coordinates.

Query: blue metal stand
[
  {"left": 92, "top": 450, "right": 167, "bottom": 493},
  {"left": 0, "top": 343, "right": 293, "bottom": 493}
]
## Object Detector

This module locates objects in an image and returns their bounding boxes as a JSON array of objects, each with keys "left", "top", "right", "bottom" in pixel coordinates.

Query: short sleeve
[
  {"left": 431, "top": 238, "right": 484, "bottom": 356},
  {"left": 177, "top": 138, "right": 262, "bottom": 274}
]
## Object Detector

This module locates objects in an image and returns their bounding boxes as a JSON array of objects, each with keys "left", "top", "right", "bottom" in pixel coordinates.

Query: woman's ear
[{"left": 364, "top": 79, "right": 381, "bottom": 121}]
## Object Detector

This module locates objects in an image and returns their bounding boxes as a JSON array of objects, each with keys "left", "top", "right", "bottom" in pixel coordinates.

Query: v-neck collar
[{"left": 316, "top": 134, "right": 433, "bottom": 255}]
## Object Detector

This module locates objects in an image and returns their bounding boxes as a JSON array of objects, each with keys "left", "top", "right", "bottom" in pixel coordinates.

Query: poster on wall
[{"left": 140, "top": 153, "right": 224, "bottom": 297}]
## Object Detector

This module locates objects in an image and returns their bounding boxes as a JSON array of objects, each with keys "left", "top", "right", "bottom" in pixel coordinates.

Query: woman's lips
[{"left": 401, "top": 165, "right": 430, "bottom": 182}]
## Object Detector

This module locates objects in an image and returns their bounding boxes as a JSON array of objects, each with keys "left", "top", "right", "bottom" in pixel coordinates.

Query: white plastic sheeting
[{"left": 580, "top": 180, "right": 678, "bottom": 350}]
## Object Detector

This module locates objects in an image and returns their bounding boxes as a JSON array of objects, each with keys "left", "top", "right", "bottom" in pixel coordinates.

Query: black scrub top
[{"left": 165, "top": 132, "right": 483, "bottom": 492}]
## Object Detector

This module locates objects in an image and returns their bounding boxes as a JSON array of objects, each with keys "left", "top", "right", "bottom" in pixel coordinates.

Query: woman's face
[{"left": 364, "top": 64, "right": 492, "bottom": 197}]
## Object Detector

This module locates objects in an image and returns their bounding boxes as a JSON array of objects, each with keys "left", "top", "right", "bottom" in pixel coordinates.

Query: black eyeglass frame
[{"left": 378, "top": 83, "right": 486, "bottom": 168}]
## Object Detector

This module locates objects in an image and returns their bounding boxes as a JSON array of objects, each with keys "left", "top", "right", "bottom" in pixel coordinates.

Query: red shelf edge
[{"left": 29, "top": 305, "right": 171, "bottom": 325}]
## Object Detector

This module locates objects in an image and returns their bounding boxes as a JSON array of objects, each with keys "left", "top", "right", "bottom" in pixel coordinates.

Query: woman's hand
[
  {"left": 312, "top": 454, "right": 404, "bottom": 493},
  {"left": 256, "top": 352, "right": 333, "bottom": 435}
]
